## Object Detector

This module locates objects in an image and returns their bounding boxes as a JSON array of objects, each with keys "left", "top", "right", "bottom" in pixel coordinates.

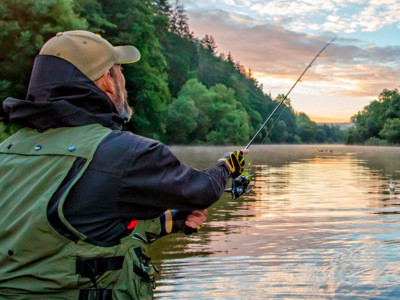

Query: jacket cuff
[{"left": 217, "top": 159, "right": 232, "bottom": 176}]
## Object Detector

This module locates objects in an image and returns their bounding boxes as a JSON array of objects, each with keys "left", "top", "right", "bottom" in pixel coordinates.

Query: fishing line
[
  {"left": 259, "top": 102, "right": 288, "bottom": 145},
  {"left": 245, "top": 38, "right": 336, "bottom": 149},
  {"left": 227, "top": 38, "right": 336, "bottom": 199}
]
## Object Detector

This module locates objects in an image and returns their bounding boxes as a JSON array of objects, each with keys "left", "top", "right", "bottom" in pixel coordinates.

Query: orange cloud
[{"left": 187, "top": 9, "right": 400, "bottom": 100}]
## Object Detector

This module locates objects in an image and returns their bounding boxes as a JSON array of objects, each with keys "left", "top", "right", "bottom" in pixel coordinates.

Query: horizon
[{"left": 182, "top": 0, "right": 400, "bottom": 123}]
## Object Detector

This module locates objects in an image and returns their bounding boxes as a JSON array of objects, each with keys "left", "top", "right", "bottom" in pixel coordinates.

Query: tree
[
  {"left": 165, "top": 78, "right": 251, "bottom": 145},
  {"left": 349, "top": 89, "right": 400, "bottom": 144},
  {"left": 207, "top": 84, "right": 237, "bottom": 127},
  {"left": 169, "top": 0, "right": 193, "bottom": 39},
  {"left": 270, "top": 120, "right": 289, "bottom": 143},
  {"left": 380, "top": 118, "right": 400, "bottom": 144},
  {"left": 76, "top": 0, "right": 171, "bottom": 140},
  {"left": 0, "top": 0, "right": 87, "bottom": 101},
  {"left": 0, "top": 0, "right": 87, "bottom": 136},
  {"left": 166, "top": 95, "right": 199, "bottom": 144},
  {"left": 206, "top": 109, "right": 250, "bottom": 145},
  {"left": 171, "top": 79, "right": 212, "bottom": 142},
  {"left": 200, "top": 34, "right": 217, "bottom": 54},
  {"left": 296, "top": 112, "right": 316, "bottom": 143},
  {"left": 1, "top": 0, "right": 337, "bottom": 146},
  {"left": 319, "top": 124, "right": 343, "bottom": 143},
  {"left": 315, "top": 128, "right": 327, "bottom": 143}
]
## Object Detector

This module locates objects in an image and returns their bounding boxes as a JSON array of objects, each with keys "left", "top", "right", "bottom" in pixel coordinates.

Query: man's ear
[{"left": 96, "top": 70, "right": 115, "bottom": 95}]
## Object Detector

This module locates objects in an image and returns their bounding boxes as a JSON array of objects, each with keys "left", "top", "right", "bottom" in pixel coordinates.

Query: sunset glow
[{"left": 183, "top": 0, "right": 400, "bottom": 123}]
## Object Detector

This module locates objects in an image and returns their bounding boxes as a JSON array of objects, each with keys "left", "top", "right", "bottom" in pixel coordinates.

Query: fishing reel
[{"left": 225, "top": 172, "right": 253, "bottom": 199}]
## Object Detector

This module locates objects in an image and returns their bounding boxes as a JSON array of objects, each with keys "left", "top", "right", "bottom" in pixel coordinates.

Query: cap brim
[{"left": 115, "top": 45, "right": 140, "bottom": 64}]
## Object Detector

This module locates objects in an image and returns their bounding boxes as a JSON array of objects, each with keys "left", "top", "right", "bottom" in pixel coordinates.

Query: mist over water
[{"left": 150, "top": 145, "right": 400, "bottom": 299}]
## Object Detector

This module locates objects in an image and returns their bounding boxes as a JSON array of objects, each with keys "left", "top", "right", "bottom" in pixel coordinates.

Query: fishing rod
[
  {"left": 227, "top": 38, "right": 336, "bottom": 199},
  {"left": 246, "top": 38, "right": 336, "bottom": 149}
]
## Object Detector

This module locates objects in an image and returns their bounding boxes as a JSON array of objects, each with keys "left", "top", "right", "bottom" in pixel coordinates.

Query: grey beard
[{"left": 114, "top": 80, "right": 132, "bottom": 121}]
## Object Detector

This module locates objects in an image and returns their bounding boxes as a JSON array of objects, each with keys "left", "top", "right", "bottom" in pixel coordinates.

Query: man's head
[
  {"left": 39, "top": 30, "right": 139, "bottom": 119},
  {"left": 95, "top": 64, "right": 133, "bottom": 120}
]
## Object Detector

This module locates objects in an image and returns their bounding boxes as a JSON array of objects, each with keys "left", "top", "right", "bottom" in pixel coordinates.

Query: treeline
[
  {"left": 346, "top": 89, "right": 400, "bottom": 145},
  {"left": 0, "top": 0, "right": 343, "bottom": 145}
]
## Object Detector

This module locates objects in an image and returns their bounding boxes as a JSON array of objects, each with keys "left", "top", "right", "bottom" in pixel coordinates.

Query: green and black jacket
[{"left": 0, "top": 55, "right": 229, "bottom": 299}]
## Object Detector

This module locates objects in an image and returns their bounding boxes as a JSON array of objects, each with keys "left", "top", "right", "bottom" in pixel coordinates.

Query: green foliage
[
  {"left": 0, "top": 122, "right": 21, "bottom": 142},
  {"left": 168, "top": 0, "right": 192, "bottom": 39},
  {"left": 73, "top": 0, "right": 115, "bottom": 32},
  {"left": 162, "top": 34, "right": 199, "bottom": 97},
  {"left": 75, "top": 0, "right": 171, "bottom": 140},
  {"left": 364, "top": 137, "right": 388, "bottom": 146},
  {"left": 172, "top": 79, "right": 212, "bottom": 140},
  {"left": 315, "top": 128, "right": 327, "bottom": 143},
  {"left": 158, "top": 1, "right": 199, "bottom": 98},
  {"left": 349, "top": 89, "right": 400, "bottom": 145},
  {"left": 344, "top": 127, "right": 356, "bottom": 145},
  {"left": 206, "top": 109, "right": 250, "bottom": 145},
  {"left": 296, "top": 112, "right": 316, "bottom": 143},
  {"left": 166, "top": 79, "right": 250, "bottom": 145},
  {"left": 1, "top": 0, "right": 347, "bottom": 145},
  {"left": 292, "top": 135, "right": 302, "bottom": 144},
  {"left": 166, "top": 95, "right": 199, "bottom": 144},
  {"left": 0, "top": 0, "right": 87, "bottom": 102},
  {"left": 317, "top": 124, "right": 344, "bottom": 144},
  {"left": 0, "top": 123, "right": 10, "bottom": 142},
  {"left": 270, "top": 120, "right": 289, "bottom": 143},
  {"left": 380, "top": 118, "right": 400, "bottom": 144}
]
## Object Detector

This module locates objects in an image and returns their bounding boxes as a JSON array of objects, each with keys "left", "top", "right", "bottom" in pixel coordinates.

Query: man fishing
[{"left": 0, "top": 30, "right": 248, "bottom": 299}]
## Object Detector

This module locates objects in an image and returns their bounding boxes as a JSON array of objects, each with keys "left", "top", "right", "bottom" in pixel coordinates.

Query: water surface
[{"left": 149, "top": 145, "right": 400, "bottom": 299}]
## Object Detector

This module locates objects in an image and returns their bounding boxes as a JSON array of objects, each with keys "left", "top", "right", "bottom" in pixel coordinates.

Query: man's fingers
[
  {"left": 185, "top": 209, "right": 207, "bottom": 228},
  {"left": 185, "top": 220, "right": 200, "bottom": 228},
  {"left": 241, "top": 149, "right": 249, "bottom": 155},
  {"left": 188, "top": 209, "right": 207, "bottom": 219}
]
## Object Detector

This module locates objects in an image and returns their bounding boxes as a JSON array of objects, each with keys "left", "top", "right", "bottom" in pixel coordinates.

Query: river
[{"left": 149, "top": 145, "right": 400, "bottom": 299}]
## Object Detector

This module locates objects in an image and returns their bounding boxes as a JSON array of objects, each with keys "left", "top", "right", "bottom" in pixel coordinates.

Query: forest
[
  {"left": 346, "top": 89, "right": 400, "bottom": 146},
  {"left": 1, "top": 0, "right": 346, "bottom": 145}
]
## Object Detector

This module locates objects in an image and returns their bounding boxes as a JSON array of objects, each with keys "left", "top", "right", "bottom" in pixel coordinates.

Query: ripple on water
[{"left": 152, "top": 145, "right": 400, "bottom": 299}]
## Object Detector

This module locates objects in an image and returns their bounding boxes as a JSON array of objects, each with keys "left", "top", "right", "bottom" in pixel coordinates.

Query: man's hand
[
  {"left": 185, "top": 209, "right": 207, "bottom": 229},
  {"left": 219, "top": 149, "right": 249, "bottom": 178},
  {"left": 161, "top": 209, "right": 208, "bottom": 235}
]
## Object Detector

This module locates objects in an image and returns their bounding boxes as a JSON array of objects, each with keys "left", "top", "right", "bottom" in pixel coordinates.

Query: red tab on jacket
[{"left": 127, "top": 220, "right": 138, "bottom": 229}]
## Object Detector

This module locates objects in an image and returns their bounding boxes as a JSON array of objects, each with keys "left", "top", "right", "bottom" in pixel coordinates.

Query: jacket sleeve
[{"left": 118, "top": 137, "right": 230, "bottom": 220}]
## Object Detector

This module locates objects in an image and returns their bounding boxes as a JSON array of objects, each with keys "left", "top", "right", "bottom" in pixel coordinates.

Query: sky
[{"left": 181, "top": 0, "right": 400, "bottom": 123}]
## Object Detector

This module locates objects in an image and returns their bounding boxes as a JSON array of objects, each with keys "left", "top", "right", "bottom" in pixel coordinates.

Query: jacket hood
[{"left": 3, "top": 55, "right": 125, "bottom": 131}]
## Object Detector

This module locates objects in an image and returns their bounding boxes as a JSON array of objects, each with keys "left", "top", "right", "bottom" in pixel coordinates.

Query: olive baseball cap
[{"left": 39, "top": 30, "right": 140, "bottom": 81}]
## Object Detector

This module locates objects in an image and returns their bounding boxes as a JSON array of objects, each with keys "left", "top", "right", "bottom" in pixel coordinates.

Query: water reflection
[{"left": 150, "top": 145, "right": 400, "bottom": 299}]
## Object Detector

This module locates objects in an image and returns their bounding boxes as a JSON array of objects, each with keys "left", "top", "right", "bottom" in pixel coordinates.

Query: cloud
[
  {"left": 188, "top": 0, "right": 400, "bottom": 34},
  {"left": 186, "top": 9, "right": 400, "bottom": 99},
  {"left": 254, "top": 0, "right": 337, "bottom": 16}
]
